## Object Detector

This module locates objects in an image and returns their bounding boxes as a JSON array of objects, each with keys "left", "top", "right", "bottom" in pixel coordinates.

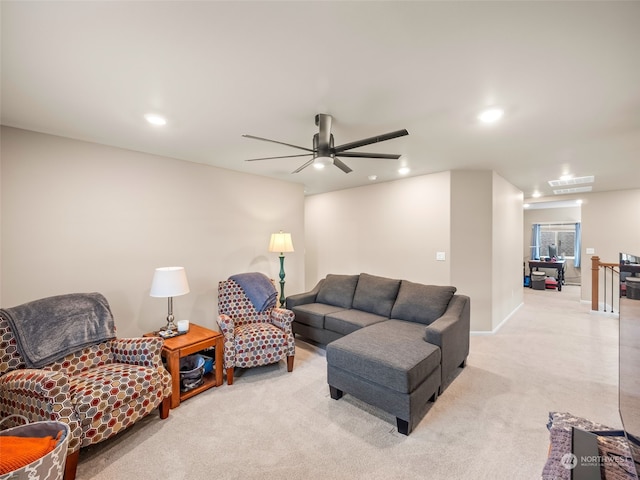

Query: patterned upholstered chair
[
  {"left": 217, "top": 275, "right": 295, "bottom": 385},
  {"left": 0, "top": 293, "right": 172, "bottom": 480}
]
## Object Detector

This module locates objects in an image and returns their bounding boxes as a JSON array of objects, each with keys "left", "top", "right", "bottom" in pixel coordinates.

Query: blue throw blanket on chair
[
  {"left": 229, "top": 272, "right": 278, "bottom": 312},
  {"left": 0, "top": 292, "right": 116, "bottom": 368}
]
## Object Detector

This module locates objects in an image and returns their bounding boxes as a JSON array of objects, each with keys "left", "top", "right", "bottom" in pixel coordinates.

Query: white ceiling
[{"left": 2, "top": 1, "right": 640, "bottom": 197}]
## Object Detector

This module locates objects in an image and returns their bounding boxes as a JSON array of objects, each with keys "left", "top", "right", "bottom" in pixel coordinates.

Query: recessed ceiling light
[
  {"left": 144, "top": 113, "right": 167, "bottom": 126},
  {"left": 559, "top": 174, "right": 573, "bottom": 181},
  {"left": 398, "top": 167, "right": 410, "bottom": 175},
  {"left": 368, "top": 175, "right": 378, "bottom": 181},
  {"left": 477, "top": 107, "right": 504, "bottom": 124},
  {"left": 531, "top": 191, "right": 542, "bottom": 198},
  {"left": 524, "top": 203, "right": 530, "bottom": 208},
  {"left": 576, "top": 199, "right": 583, "bottom": 205}
]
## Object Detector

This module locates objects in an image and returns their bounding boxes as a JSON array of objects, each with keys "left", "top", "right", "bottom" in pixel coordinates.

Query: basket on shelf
[{"left": 179, "top": 354, "right": 205, "bottom": 392}]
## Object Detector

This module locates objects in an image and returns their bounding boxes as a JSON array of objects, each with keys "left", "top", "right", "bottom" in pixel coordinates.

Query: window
[{"left": 539, "top": 224, "right": 576, "bottom": 258}]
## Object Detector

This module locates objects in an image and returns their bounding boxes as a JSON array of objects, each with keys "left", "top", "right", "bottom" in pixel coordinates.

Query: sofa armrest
[
  {"left": 0, "top": 368, "right": 84, "bottom": 452},
  {"left": 285, "top": 279, "right": 324, "bottom": 309},
  {"left": 111, "top": 337, "right": 165, "bottom": 369},
  {"left": 424, "top": 295, "right": 470, "bottom": 385},
  {"left": 271, "top": 307, "right": 295, "bottom": 332},
  {"left": 216, "top": 314, "right": 236, "bottom": 369},
  {"left": 271, "top": 308, "right": 296, "bottom": 356}
]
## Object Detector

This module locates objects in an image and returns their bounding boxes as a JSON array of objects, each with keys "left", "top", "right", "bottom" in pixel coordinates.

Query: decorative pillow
[
  {"left": 316, "top": 274, "right": 359, "bottom": 308},
  {"left": 352, "top": 273, "right": 401, "bottom": 317},
  {"left": 390, "top": 280, "right": 457, "bottom": 325}
]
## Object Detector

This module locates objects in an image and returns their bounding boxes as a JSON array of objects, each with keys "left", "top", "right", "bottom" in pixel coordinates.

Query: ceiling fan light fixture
[
  {"left": 144, "top": 113, "right": 167, "bottom": 126},
  {"left": 313, "top": 156, "right": 332, "bottom": 170},
  {"left": 477, "top": 107, "right": 504, "bottom": 124}
]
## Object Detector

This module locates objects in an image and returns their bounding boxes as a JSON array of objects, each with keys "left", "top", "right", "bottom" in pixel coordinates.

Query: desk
[
  {"left": 528, "top": 259, "right": 565, "bottom": 291},
  {"left": 144, "top": 323, "right": 223, "bottom": 409}
]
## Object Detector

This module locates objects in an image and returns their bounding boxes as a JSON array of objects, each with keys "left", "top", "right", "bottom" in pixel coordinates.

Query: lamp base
[
  {"left": 165, "top": 310, "right": 177, "bottom": 332},
  {"left": 278, "top": 254, "right": 286, "bottom": 308},
  {"left": 166, "top": 319, "right": 177, "bottom": 332}
]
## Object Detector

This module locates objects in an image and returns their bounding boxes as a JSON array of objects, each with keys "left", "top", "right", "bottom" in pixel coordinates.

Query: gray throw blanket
[
  {"left": 0, "top": 292, "right": 116, "bottom": 368},
  {"left": 229, "top": 272, "right": 277, "bottom": 312}
]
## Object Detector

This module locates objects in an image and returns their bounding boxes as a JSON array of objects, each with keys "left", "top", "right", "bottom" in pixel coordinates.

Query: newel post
[{"left": 591, "top": 256, "right": 600, "bottom": 311}]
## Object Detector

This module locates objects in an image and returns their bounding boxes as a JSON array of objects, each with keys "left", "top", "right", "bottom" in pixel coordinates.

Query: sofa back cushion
[
  {"left": 391, "top": 280, "right": 457, "bottom": 325},
  {"left": 316, "top": 274, "right": 359, "bottom": 308},
  {"left": 352, "top": 273, "right": 401, "bottom": 317}
]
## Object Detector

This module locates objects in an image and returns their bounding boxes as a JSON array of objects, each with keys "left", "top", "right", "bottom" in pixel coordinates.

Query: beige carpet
[{"left": 76, "top": 286, "right": 621, "bottom": 479}]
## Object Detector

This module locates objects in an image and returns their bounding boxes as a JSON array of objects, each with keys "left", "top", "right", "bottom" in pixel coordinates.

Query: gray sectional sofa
[{"left": 286, "top": 272, "right": 470, "bottom": 435}]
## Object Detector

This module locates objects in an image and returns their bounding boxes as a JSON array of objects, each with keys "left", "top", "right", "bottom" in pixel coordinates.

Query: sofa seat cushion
[
  {"left": 324, "top": 309, "right": 388, "bottom": 336},
  {"left": 391, "top": 281, "right": 457, "bottom": 325},
  {"left": 316, "top": 274, "right": 359, "bottom": 308},
  {"left": 69, "top": 362, "right": 163, "bottom": 432},
  {"left": 233, "top": 323, "right": 287, "bottom": 368},
  {"left": 352, "top": 273, "right": 401, "bottom": 318},
  {"left": 327, "top": 320, "right": 441, "bottom": 394},
  {"left": 291, "top": 303, "right": 347, "bottom": 329}
]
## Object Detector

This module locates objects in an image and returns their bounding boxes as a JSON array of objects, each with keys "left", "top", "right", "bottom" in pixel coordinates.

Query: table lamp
[
  {"left": 150, "top": 266, "right": 190, "bottom": 331},
  {"left": 268, "top": 231, "right": 294, "bottom": 307}
]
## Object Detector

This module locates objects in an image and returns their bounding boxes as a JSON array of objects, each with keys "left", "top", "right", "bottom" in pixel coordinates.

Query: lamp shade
[
  {"left": 149, "top": 267, "right": 190, "bottom": 298},
  {"left": 268, "top": 232, "right": 294, "bottom": 253}
]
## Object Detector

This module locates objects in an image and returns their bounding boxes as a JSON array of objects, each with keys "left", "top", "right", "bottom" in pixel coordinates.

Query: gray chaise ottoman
[{"left": 326, "top": 320, "right": 442, "bottom": 435}]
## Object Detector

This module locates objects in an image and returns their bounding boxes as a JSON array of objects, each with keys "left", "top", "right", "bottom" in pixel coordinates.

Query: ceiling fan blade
[
  {"left": 333, "top": 129, "right": 409, "bottom": 153},
  {"left": 333, "top": 157, "right": 353, "bottom": 174},
  {"left": 245, "top": 153, "right": 312, "bottom": 162},
  {"left": 242, "top": 134, "right": 315, "bottom": 153},
  {"left": 334, "top": 152, "right": 401, "bottom": 159},
  {"left": 292, "top": 158, "right": 315, "bottom": 174}
]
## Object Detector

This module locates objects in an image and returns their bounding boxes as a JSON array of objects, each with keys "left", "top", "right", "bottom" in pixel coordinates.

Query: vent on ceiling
[
  {"left": 548, "top": 176, "right": 594, "bottom": 187},
  {"left": 553, "top": 186, "right": 593, "bottom": 195}
]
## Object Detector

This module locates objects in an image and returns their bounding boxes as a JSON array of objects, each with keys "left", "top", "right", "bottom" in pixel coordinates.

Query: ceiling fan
[{"left": 243, "top": 114, "right": 409, "bottom": 174}]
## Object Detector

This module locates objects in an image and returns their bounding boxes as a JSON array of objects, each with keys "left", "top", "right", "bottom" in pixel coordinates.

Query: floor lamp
[{"left": 269, "top": 231, "right": 294, "bottom": 308}]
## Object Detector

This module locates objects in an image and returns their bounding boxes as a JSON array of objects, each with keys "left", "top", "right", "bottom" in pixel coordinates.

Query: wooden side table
[{"left": 144, "top": 323, "right": 223, "bottom": 409}]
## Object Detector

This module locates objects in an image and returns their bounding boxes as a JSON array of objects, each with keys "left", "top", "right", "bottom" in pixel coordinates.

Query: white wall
[
  {"left": 0, "top": 127, "right": 305, "bottom": 337},
  {"left": 491, "top": 172, "right": 524, "bottom": 330},
  {"left": 450, "top": 170, "right": 493, "bottom": 331},
  {"left": 449, "top": 170, "right": 523, "bottom": 332},
  {"left": 304, "top": 172, "right": 451, "bottom": 289}
]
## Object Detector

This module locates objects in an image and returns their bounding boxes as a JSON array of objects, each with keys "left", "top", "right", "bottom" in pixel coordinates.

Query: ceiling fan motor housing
[{"left": 313, "top": 132, "right": 334, "bottom": 159}]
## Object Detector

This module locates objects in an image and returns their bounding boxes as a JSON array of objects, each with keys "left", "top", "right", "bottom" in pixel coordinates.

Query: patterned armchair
[
  {"left": 0, "top": 293, "right": 172, "bottom": 480},
  {"left": 217, "top": 276, "right": 295, "bottom": 385}
]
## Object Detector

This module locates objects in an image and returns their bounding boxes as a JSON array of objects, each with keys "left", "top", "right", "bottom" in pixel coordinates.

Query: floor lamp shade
[
  {"left": 268, "top": 232, "right": 294, "bottom": 254},
  {"left": 150, "top": 266, "right": 190, "bottom": 331}
]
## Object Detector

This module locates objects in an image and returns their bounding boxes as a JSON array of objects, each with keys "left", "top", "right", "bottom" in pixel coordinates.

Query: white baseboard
[{"left": 471, "top": 301, "right": 524, "bottom": 335}]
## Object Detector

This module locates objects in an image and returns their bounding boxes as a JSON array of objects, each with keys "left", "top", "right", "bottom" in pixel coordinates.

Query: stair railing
[{"left": 591, "top": 255, "right": 620, "bottom": 313}]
